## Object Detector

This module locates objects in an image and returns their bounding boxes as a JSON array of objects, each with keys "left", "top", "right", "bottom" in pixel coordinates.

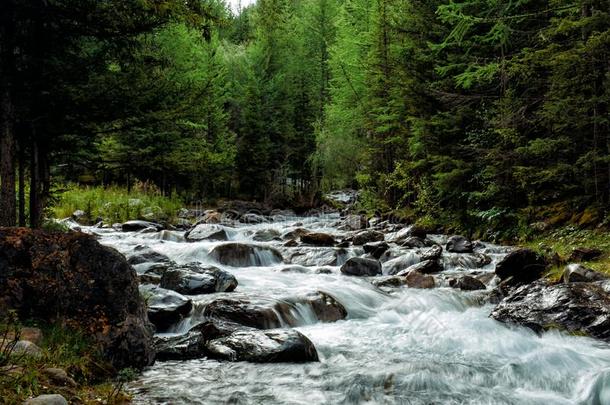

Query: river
[{"left": 91, "top": 213, "right": 610, "bottom": 404}]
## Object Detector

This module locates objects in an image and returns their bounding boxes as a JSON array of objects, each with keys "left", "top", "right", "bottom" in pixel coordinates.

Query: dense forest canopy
[{"left": 0, "top": 0, "right": 608, "bottom": 235}]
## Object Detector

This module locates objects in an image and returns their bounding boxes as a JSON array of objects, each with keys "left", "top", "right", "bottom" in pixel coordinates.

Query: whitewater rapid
[{"left": 91, "top": 215, "right": 610, "bottom": 404}]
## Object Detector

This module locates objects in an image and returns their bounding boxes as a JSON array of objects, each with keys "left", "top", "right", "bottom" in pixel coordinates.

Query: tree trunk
[
  {"left": 0, "top": 1, "right": 16, "bottom": 227},
  {"left": 18, "top": 141, "right": 25, "bottom": 227},
  {"left": 0, "top": 87, "right": 16, "bottom": 227},
  {"left": 29, "top": 140, "right": 40, "bottom": 228}
]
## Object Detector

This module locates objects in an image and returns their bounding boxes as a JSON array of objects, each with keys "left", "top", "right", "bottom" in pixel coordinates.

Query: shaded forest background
[{"left": 0, "top": 0, "right": 608, "bottom": 236}]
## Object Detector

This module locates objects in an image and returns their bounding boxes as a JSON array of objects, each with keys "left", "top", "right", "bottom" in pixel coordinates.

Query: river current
[{"left": 90, "top": 214, "right": 610, "bottom": 404}]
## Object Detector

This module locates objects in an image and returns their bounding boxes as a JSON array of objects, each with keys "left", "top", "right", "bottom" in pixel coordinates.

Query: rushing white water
[{"left": 90, "top": 215, "right": 610, "bottom": 404}]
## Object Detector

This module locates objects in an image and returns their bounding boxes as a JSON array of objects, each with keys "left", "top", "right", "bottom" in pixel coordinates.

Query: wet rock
[
  {"left": 284, "top": 239, "right": 298, "bottom": 247},
  {"left": 160, "top": 264, "right": 238, "bottom": 295},
  {"left": 420, "top": 244, "right": 443, "bottom": 261},
  {"left": 156, "top": 321, "right": 319, "bottom": 363},
  {"left": 384, "top": 253, "right": 421, "bottom": 275},
  {"left": 206, "top": 327, "right": 319, "bottom": 363},
  {"left": 139, "top": 273, "right": 161, "bottom": 285},
  {"left": 404, "top": 270, "right": 435, "bottom": 289},
  {"left": 279, "top": 292, "right": 347, "bottom": 324},
  {"left": 446, "top": 235, "right": 473, "bottom": 253},
  {"left": 142, "top": 286, "right": 193, "bottom": 332},
  {"left": 122, "top": 220, "right": 164, "bottom": 232},
  {"left": 568, "top": 247, "right": 603, "bottom": 262},
  {"left": 0, "top": 228, "right": 154, "bottom": 369},
  {"left": 198, "top": 210, "right": 222, "bottom": 224},
  {"left": 210, "top": 243, "right": 283, "bottom": 267},
  {"left": 240, "top": 213, "right": 269, "bottom": 224},
  {"left": 340, "top": 257, "right": 382, "bottom": 277},
  {"left": 345, "top": 214, "right": 368, "bottom": 230},
  {"left": 253, "top": 229, "right": 281, "bottom": 242},
  {"left": 491, "top": 280, "right": 610, "bottom": 341},
  {"left": 204, "top": 292, "right": 346, "bottom": 329},
  {"left": 390, "top": 224, "right": 428, "bottom": 242},
  {"left": 445, "top": 252, "right": 492, "bottom": 269},
  {"left": 203, "top": 298, "right": 282, "bottom": 329},
  {"left": 43, "top": 368, "right": 77, "bottom": 387},
  {"left": 282, "top": 228, "right": 310, "bottom": 240},
  {"left": 395, "top": 259, "right": 443, "bottom": 275},
  {"left": 157, "top": 230, "right": 186, "bottom": 242},
  {"left": 301, "top": 232, "right": 335, "bottom": 246},
  {"left": 127, "top": 246, "right": 171, "bottom": 266},
  {"left": 449, "top": 275, "right": 486, "bottom": 291},
  {"left": 363, "top": 242, "right": 389, "bottom": 259},
  {"left": 352, "top": 230, "right": 384, "bottom": 245},
  {"left": 562, "top": 264, "right": 609, "bottom": 283},
  {"left": 185, "top": 224, "right": 229, "bottom": 242},
  {"left": 24, "top": 394, "right": 68, "bottom": 405},
  {"left": 287, "top": 248, "right": 341, "bottom": 267},
  {"left": 400, "top": 237, "right": 426, "bottom": 248},
  {"left": 495, "top": 248, "right": 547, "bottom": 285},
  {"left": 371, "top": 276, "right": 406, "bottom": 288}
]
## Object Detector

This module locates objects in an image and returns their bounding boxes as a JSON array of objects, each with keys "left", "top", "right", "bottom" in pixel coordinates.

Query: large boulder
[
  {"left": 300, "top": 232, "right": 335, "bottom": 247},
  {"left": 24, "top": 395, "right": 69, "bottom": 405},
  {"left": 0, "top": 228, "right": 154, "bottom": 369},
  {"left": 491, "top": 280, "right": 610, "bottom": 341},
  {"left": 495, "top": 248, "right": 547, "bottom": 285},
  {"left": 159, "top": 264, "right": 237, "bottom": 295},
  {"left": 352, "top": 230, "right": 384, "bottom": 246},
  {"left": 446, "top": 235, "right": 473, "bottom": 253},
  {"left": 156, "top": 320, "right": 319, "bottom": 363},
  {"left": 185, "top": 224, "right": 229, "bottom": 242},
  {"left": 210, "top": 243, "right": 283, "bottom": 267},
  {"left": 340, "top": 257, "right": 382, "bottom": 277},
  {"left": 203, "top": 292, "right": 346, "bottom": 329},
  {"left": 141, "top": 285, "right": 193, "bottom": 332}
]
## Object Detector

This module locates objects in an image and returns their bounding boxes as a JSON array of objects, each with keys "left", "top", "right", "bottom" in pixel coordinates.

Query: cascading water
[{"left": 90, "top": 215, "right": 610, "bottom": 404}]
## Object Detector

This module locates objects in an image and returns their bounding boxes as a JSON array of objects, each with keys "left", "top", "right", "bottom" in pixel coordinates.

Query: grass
[
  {"left": 51, "top": 183, "right": 184, "bottom": 224},
  {"left": 521, "top": 226, "right": 610, "bottom": 281},
  {"left": 0, "top": 318, "right": 133, "bottom": 404}
]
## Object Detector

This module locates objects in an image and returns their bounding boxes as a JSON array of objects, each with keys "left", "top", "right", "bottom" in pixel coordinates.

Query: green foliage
[{"left": 52, "top": 184, "right": 184, "bottom": 224}]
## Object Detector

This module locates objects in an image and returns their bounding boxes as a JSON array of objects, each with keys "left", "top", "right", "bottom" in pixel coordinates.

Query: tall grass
[{"left": 52, "top": 184, "right": 184, "bottom": 224}]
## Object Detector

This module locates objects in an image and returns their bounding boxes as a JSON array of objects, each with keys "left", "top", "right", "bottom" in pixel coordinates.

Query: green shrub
[{"left": 51, "top": 183, "right": 184, "bottom": 224}]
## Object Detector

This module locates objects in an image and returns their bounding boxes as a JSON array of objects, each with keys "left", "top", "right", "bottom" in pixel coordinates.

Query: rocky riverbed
[{"left": 76, "top": 211, "right": 610, "bottom": 404}]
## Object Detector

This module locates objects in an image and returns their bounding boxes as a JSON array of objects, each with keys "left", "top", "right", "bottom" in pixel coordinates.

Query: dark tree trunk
[
  {"left": 29, "top": 140, "right": 40, "bottom": 228},
  {"left": 0, "top": 1, "right": 16, "bottom": 227},
  {"left": 18, "top": 141, "right": 26, "bottom": 227}
]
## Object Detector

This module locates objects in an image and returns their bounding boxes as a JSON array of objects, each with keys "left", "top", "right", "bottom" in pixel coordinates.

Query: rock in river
[
  {"left": 159, "top": 263, "right": 238, "bottom": 295},
  {"left": 122, "top": 220, "right": 164, "bottom": 232},
  {"left": 210, "top": 243, "right": 283, "bottom": 267},
  {"left": 141, "top": 285, "right": 193, "bottom": 332},
  {"left": 156, "top": 320, "right": 319, "bottom": 363},
  {"left": 495, "top": 248, "right": 547, "bottom": 285},
  {"left": 301, "top": 232, "right": 336, "bottom": 246},
  {"left": 446, "top": 235, "right": 473, "bottom": 253},
  {"left": 352, "top": 230, "right": 384, "bottom": 245},
  {"left": 340, "top": 257, "right": 382, "bottom": 277},
  {"left": 491, "top": 280, "right": 610, "bottom": 341},
  {"left": 185, "top": 224, "right": 229, "bottom": 242}
]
